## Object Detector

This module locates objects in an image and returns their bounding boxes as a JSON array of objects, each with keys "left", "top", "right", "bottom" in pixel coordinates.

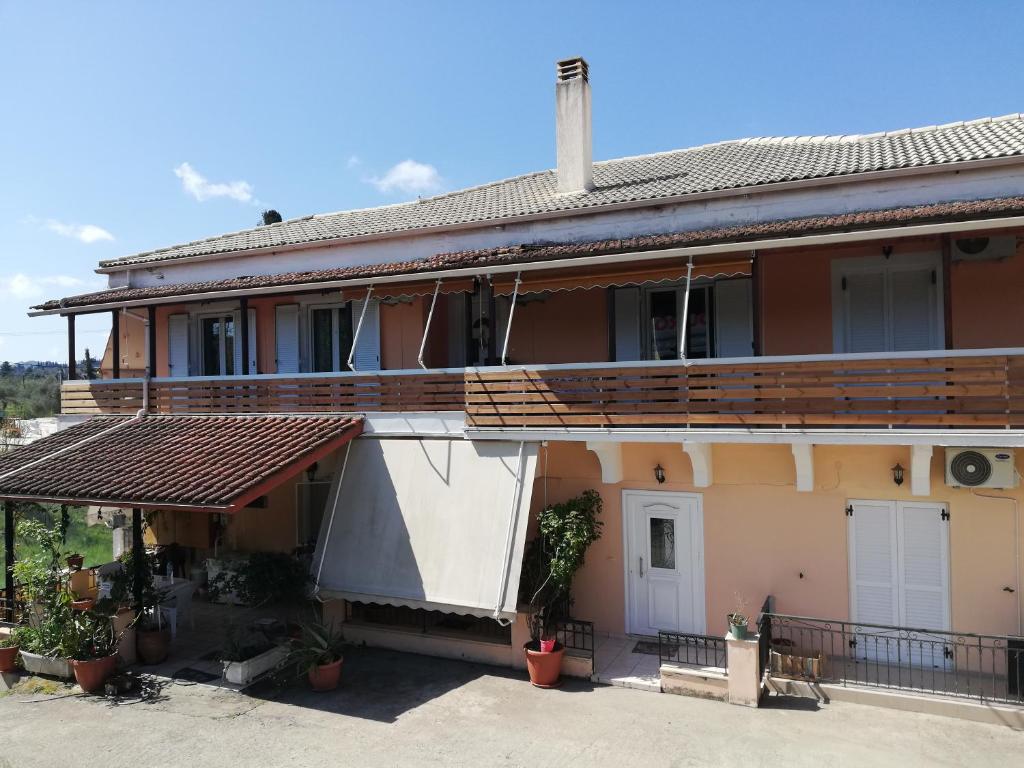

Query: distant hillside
[{"left": 0, "top": 364, "right": 63, "bottom": 417}]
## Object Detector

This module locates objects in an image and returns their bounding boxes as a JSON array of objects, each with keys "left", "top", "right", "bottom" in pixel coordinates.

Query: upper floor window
[
  {"left": 200, "top": 314, "right": 236, "bottom": 376},
  {"left": 310, "top": 305, "right": 354, "bottom": 373}
]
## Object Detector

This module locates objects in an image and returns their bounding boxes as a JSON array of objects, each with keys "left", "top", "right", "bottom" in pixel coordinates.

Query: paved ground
[{"left": 1, "top": 646, "right": 1021, "bottom": 768}]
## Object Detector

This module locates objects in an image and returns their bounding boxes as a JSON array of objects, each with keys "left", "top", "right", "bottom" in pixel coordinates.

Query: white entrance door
[
  {"left": 624, "top": 491, "right": 705, "bottom": 636},
  {"left": 848, "top": 499, "right": 951, "bottom": 665}
]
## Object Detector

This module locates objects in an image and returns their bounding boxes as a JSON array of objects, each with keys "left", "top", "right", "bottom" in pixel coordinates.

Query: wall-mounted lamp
[
  {"left": 306, "top": 462, "right": 319, "bottom": 484},
  {"left": 654, "top": 464, "right": 666, "bottom": 484},
  {"left": 891, "top": 462, "right": 905, "bottom": 487}
]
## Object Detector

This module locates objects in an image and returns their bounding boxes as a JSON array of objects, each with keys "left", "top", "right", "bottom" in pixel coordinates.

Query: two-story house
[{"left": 4, "top": 58, "right": 1024, "bottom": 708}]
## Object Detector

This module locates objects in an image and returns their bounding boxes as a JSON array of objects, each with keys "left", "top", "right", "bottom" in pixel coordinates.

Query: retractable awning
[
  {"left": 0, "top": 414, "right": 363, "bottom": 513},
  {"left": 313, "top": 438, "right": 538, "bottom": 621}
]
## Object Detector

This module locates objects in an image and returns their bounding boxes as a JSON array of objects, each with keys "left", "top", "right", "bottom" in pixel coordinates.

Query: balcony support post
[
  {"left": 585, "top": 441, "right": 624, "bottom": 484},
  {"left": 911, "top": 444, "right": 933, "bottom": 497},
  {"left": 111, "top": 309, "right": 121, "bottom": 379},
  {"left": 417, "top": 280, "right": 443, "bottom": 370},
  {"left": 66, "top": 314, "right": 76, "bottom": 380},
  {"left": 347, "top": 285, "right": 374, "bottom": 372},
  {"left": 239, "top": 297, "right": 250, "bottom": 376},
  {"left": 4, "top": 500, "right": 14, "bottom": 623},
  {"left": 131, "top": 508, "right": 144, "bottom": 611},
  {"left": 679, "top": 257, "right": 694, "bottom": 360},
  {"left": 147, "top": 306, "right": 157, "bottom": 378},
  {"left": 500, "top": 272, "right": 522, "bottom": 366},
  {"left": 791, "top": 443, "right": 815, "bottom": 492},
  {"left": 682, "top": 442, "right": 713, "bottom": 487}
]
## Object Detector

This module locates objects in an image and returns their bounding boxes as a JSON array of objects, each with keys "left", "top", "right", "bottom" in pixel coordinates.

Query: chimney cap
[{"left": 556, "top": 57, "right": 589, "bottom": 83}]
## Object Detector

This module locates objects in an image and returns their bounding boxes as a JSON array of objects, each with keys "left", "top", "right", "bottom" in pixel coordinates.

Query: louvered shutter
[
  {"left": 849, "top": 500, "right": 899, "bottom": 629},
  {"left": 897, "top": 502, "right": 950, "bottom": 631},
  {"left": 167, "top": 314, "right": 190, "bottom": 378},
  {"left": 714, "top": 278, "right": 753, "bottom": 358},
  {"left": 351, "top": 297, "right": 380, "bottom": 370},
  {"left": 232, "top": 309, "right": 258, "bottom": 374},
  {"left": 275, "top": 304, "right": 300, "bottom": 374},
  {"left": 843, "top": 272, "right": 887, "bottom": 353},
  {"left": 890, "top": 268, "right": 936, "bottom": 352},
  {"left": 613, "top": 287, "right": 642, "bottom": 361}
]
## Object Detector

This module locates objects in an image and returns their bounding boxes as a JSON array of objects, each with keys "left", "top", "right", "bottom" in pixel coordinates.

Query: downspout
[
  {"left": 492, "top": 440, "right": 527, "bottom": 626},
  {"left": 500, "top": 272, "right": 522, "bottom": 366},
  {"left": 679, "top": 256, "right": 694, "bottom": 360},
  {"left": 346, "top": 285, "right": 374, "bottom": 371},
  {"left": 313, "top": 441, "right": 353, "bottom": 600},
  {"left": 417, "top": 279, "right": 443, "bottom": 369}
]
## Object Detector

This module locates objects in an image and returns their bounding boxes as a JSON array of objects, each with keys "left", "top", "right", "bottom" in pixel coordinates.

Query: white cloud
[
  {"left": 174, "top": 162, "right": 255, "bottom": 203},
  {"left": 44, "top": 219, "right": 114, "bottom": 243},
  {"left": 369, "top": 159, "right": 443, "bottom": 196},
  {"left": 0, "top": 274, "right": 99, "bottom": 300}
]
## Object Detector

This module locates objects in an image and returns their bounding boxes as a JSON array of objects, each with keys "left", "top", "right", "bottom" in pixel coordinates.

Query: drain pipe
[
  {"left": 346, "top": 285, "right": 374, "bottom": 371},
  {"left": 139, "top": 374, "right": 150, "bottom": 419},
  {"left": 679, "top": 256, "right": 694, "bottom": 360},
  {"left": 313, "top": 440, "right": 353, "bottom": 600},
  {"left": 492, "top": 440, "right": 527, "bottom": 626},
  {"left": 417, "top": 279, "right": 443, "bottom": 369},
  {"left": 500, "top": 272, "right": 522, "bottom": 366}
]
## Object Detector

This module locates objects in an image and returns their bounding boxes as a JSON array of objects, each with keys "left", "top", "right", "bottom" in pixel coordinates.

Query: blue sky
[{"left": 1, "top": 0, "right": 1023, "bottom": 363}]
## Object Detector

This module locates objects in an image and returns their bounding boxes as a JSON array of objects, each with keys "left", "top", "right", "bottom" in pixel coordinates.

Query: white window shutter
[
  {"left": 167, "top": 314, "right": 190, "bottom": 378},
  {"left": 275, "top": 304, "right": 300, "bottom": 374},
  {"left": 351, "top": 297, "right": 381, "bottom": 370},
  {"left": 232, "top": 309, "right": 258, "bottom": 375},
  {"left": 889, "top": 268, "right": 936, "bottom": 352},
  {"left": 896, "top": 502, "right": 950, "bottom": 631},
  {"left": 613, "top": 288, "right": 641, "bottom": 361},
  {"left": 843, "top": 271, "right": 887, "bottom": 353},
  {"left": 713, "top": 278, "right": 753, "bottom": 358},
  {"left": 848, "top": 500, "right": 899, "bottom": 630}
]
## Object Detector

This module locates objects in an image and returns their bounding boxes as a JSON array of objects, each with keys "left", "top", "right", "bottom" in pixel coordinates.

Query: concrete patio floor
[{"left": 0, "top": 645, "right": 1021, "bottom": 768}]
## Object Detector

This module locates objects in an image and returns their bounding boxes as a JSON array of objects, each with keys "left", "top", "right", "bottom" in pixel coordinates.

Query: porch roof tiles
[
  {"left": 0, "top": 414, "right": 362, "bottom": 512},
  {"left": 33, "top": 195, "right": 1024, "bottom": 312}
]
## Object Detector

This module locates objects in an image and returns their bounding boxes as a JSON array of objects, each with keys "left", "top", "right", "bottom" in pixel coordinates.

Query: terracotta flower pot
[
  {"left": 0, "top": 646, "right": 19, "bottom": 673},
  {"left": 66, "top": 554, "right": 84, "bottom": 571},
  {"left": 524, "top": 641, "right": 564, "bottom": 688},
  {"left": 71, "top": 655, "right": 116, "bottom": 694},
  {"left": 71, "top": 598, "right": 95, "bottom": 612},
  {"left": 136, "top": 628, "right": 170, "bottom": 665},
  {"left": 308, "top": 658, "right": 343, "bottom": 692}
]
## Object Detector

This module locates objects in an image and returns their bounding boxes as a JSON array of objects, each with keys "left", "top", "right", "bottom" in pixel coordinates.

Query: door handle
[{"left": 639, "top": 556, "right": 644, "bottom": 578}]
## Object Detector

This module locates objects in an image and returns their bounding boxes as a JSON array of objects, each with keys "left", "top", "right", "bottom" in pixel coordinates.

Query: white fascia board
[
  {"left": 33, "top": 212, "right": 1024, "bottom": 317},
  {"left": 464, "top": 427, "right": 1024, "bottom": 449},
  {"left": 360, "top": 411, "right": 466, "bottom": 438}
]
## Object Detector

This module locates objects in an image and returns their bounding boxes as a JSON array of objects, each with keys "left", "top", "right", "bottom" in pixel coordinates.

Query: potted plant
[
  {"left": 519, "top": 489, "right": 604, "bottom": 687},
  {"left": 104, "top": 548, "right": 168, "bottom": 665},
  {"left": 65, "top": 609, "right": 119, "bottom": 693},
  {"left": 208, "top": 552, "right": 310, "bottom": 609},
  {"left": 66, "top": 553, "right": 84, "bottom": 571},
  {"left": 728, "top": 594, "right": 749, "bottom": 640},
  {"left": 220, "top": 621, "right": 289, "bottom": 686},
  {"left": 0, "top": 634, "right": 19, "bottom": 673},
  {"left": 282, "top": 617, "right": 346, "bottom": 692}
]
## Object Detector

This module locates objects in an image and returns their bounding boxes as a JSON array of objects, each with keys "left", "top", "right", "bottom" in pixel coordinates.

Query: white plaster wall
[{"left": 114, "top": 163, "right": 1024, "bottom": 290}]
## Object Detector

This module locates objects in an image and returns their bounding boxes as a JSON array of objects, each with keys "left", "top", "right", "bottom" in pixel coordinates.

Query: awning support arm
[
  {"left": 417, "top": 279, "right": 443, "bottom": 369},
  {"left": 492, "top": 440, "right": 527, "bottom": 626},
  {"left": 500, "top": 272, "right": 522, "bottom": 366},
  {"left": 314, "top": 441, "right": 353, "bottom": 599},
  {"left": 346, "top": 285, "right": 374, "bottom": 371},
  {"left": 679, "top": 256, "right": 694, "bottom": 360}
]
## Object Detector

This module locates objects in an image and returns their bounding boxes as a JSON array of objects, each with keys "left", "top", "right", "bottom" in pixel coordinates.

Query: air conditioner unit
[
  {"left": 950, "top": 235, "right": 1017, "bottom": 262},
  {"left": 945, "top": 448, "right": 1017, "bottom": 489}
]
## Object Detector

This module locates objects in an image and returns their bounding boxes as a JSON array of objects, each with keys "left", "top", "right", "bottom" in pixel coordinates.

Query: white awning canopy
[{"left": 313, "top": 438, "right": 539, "bottom": 621}]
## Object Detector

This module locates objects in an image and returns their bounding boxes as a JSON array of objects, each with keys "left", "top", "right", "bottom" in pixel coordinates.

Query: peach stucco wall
[
  {"left": 534, "top": 440, "right": 1024, "bottom": 639},
  {"left": 505, "top": 290, "right": 608, "bottom": 365},
  {"left": 949, "top": 237, "right": 1024, "bottom": 348}
]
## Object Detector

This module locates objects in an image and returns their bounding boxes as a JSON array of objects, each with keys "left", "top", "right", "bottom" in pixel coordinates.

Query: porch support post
[
  {"left": 682, "top": 442, "right": 713, "bottom": 488},
  {"left": 346, "top": 285, "right": 374, "bottom": 372},
  {"left": 4, "top": 501, "right": 14, "bottom": 623},
  {"left": 500, "top": 272, "right": 521, "bottom": 366},
  {"left": 147, "top": 306, "right": 157, "bottom": 378},
  {"left": 239, "top": 297, "right": 250, "bottom": 376},
  {"left": 791, "top": 443, "right": 815, "bottom": 492},
  {"left": 417, "top": 279, "right": 443, "bottom": 369},
  {"left": 585, "top": 441, "right": 624, "bottom": 484},
  {"left": 679, "top": 257, "right": 694, "bottom": 360},
  {"left": 131, "top": 508, "right": 144, "bottom": 610},
  {"left": 750, "top": 250, "right": 762, "bottom": 356},
  {"left": 111, "top": 309, "right": 121, "bottom": 379},
  {"left": 66, "top": 314, "right": 77, "bottom": 380},
  {"left": 911, "top": 444, "right": 933, "bottom": 497}
]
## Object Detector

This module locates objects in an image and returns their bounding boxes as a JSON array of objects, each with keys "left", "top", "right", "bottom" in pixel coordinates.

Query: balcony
[{"left": 61, "top": 348, "right": 1024, "bottom": 430}]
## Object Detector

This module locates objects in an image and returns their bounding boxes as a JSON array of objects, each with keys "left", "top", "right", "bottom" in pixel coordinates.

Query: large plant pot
[
  {"left": 222, "top": 645, "right": 288, "bottom": 687},
  {"left": 71, "top": 655, "right": 116, "bottom": 694},
  {"left": 307, "top": 658, "right": 343, "bottom": 692},
  {"left": 524, "top": 641, "right": 565, "bottom": 688},
  {"left": 137, "top": 628, "right": 171, "bottom": 665},
  {"left": 19, "top": 650, "right": 73, "bottom": 680},
  {"left": 0, "top": 646, "right": 18, "bottom": 672}
]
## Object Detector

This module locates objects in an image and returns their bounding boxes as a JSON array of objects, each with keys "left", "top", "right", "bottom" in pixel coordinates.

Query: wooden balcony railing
[{"left": 61, "top": 348, "right": 1024, "bottom": 430}]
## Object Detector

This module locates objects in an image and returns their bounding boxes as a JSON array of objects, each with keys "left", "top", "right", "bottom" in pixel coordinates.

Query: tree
[
  {"left": 83, "top": 348, "right": 97, "bottom": 380},
  {"left": 0, "top": 361, "right": 11, "bottom": 377}
]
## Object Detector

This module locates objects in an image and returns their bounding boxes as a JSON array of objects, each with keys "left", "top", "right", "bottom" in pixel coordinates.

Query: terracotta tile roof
[
  {"left": 34, "top": 195, "right": 1024, "bottom": 312},
  {"left": 97, "top": 114, "right": 1024, "bottom": 269},
  {"left": 0, "top": 414, "right": 363, "bottom": 512}
]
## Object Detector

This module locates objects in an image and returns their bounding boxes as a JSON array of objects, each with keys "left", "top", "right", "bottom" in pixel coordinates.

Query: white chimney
[{"left": 555, "top": 57, "right": 594, "bottom": 194}]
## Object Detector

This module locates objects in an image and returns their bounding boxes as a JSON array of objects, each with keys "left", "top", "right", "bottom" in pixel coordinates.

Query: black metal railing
[
  {"left": 767, "top": 613, "right": 1024, "bottom": 705},
  {"left": 555, "top": 618, "right": 594, "bottom": 660},
  {"left": 345, "top": 602, "right": 512, "bottom": 645},
  {"left": 658, "top": 630, "right": 728, "bottom": 670},
  {"left": 756, "top": 596, "right": 773, "bottom": 680}
]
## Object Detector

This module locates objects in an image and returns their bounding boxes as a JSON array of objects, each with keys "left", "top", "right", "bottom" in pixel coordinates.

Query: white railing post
[{"left": 346, "top": 285, "right": 374, "bottom": 372}]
